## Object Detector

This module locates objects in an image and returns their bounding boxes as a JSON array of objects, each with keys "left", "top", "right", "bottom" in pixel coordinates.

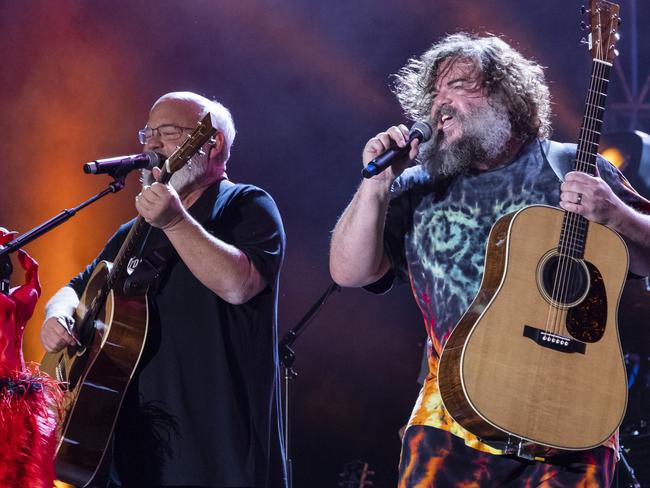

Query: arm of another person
[
  {"left": 560, "top": 169, "right": 650, "bottom": 276},
  {"left": 329, "top": 125, "right": 419, "bottom": 287}
]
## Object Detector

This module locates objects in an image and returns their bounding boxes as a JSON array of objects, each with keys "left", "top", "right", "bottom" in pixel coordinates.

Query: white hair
[{"left": 158, "top": 91, "right": 236, "bottom": 163}]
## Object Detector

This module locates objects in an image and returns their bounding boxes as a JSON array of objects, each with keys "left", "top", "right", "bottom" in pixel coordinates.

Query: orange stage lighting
[
  {"left": 599, "top": 131, "right": 650, "bottom": 197},
  {"left": 600, "top": 146, "right": 626, "bottom": 168}
]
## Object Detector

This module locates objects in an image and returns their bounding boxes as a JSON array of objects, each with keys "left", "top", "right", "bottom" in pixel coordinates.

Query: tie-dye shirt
[{"left": 379, "top": 138, "right": 649, "bottom": 454}]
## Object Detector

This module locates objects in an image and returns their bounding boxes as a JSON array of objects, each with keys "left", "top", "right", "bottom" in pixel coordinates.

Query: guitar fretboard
[{"left": 558, "top": 60, "right": 612, "bottom": 259}]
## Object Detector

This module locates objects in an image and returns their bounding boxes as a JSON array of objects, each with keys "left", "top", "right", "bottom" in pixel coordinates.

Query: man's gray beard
[
  {"left": 140, "top": 151, "right": 211, "bottom": 192},
  {"left": 420, "top": 100, "right": 513, "bottom": 179}
]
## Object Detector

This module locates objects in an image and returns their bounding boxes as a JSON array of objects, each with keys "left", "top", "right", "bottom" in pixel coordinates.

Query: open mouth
[{"left": 439, "top": 114, "right": 455, "bottom": 131}]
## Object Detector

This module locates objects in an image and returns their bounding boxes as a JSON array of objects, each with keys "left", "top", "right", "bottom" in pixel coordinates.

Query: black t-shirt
[{"left": 69, "top": 180, "right": 287, "bottom": 487}]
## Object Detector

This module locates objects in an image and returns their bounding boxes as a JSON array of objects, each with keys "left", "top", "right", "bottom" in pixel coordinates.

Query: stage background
[{"left": 0, "top": 1, "right": 648, "bottom": 486}]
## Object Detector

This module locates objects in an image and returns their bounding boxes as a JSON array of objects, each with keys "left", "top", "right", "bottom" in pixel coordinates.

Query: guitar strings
[
  {"left": 558, "top": 15, "right": 611, "bottom": 337},
  {"left": 558, "top": 58, "right": 599, "bottom": 330}
]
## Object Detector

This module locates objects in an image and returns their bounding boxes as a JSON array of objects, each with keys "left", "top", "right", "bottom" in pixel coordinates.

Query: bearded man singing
[{"left": 330, "top": 33, "right": 650, "bottom": 487}]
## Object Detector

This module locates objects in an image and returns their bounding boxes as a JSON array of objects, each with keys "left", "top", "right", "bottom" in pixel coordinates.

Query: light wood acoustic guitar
[
  {"left": 438, "top": 0, "right": 627, "bottom": 454},
  {"left": 40, "top": 113, "right": 217, "bottom": 487}
]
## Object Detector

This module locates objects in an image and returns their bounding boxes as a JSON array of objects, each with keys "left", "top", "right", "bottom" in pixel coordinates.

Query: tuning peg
[
  {"left": 580, "top": 37, "right": 589, "bottom": 45},
  {"left": 580, "top": 21, "right": 588, "bottom": 30},
  {"left": 580, "top": 5, "right": 590, "bottom": 15},
  {"left": 612, "top": 48, "right": 620, "bottom": 57}
]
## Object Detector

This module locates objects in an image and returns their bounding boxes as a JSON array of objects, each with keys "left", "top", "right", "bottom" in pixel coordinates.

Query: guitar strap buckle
[
  {"left": 122, "top": 243, "right": 178, "bottom": 296},
  {"left": 502, "top": 435, "right": 546, "bottom": 462}
]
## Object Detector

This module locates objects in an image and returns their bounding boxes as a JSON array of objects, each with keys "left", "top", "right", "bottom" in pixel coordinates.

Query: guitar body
[
  {"left": 438, "top": 205, "right": 628, "bottom": 451},
  {"left": 40, "top": 261, "right": 148, "bottom": 486}
]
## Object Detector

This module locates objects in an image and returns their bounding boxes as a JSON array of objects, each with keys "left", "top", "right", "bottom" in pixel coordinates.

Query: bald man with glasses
[{"left": 41, "top": 91, "right": 288, "bottom": 488}]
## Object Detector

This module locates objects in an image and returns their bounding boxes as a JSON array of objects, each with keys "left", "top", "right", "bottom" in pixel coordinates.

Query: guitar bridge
[{"left": 523, "top": 325, "right": 586, "bottom": 354}]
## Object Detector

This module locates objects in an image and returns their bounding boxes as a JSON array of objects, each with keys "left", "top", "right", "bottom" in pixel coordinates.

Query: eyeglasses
[{"left": 138, "top": 124, "right": 194, "bottom": 144}]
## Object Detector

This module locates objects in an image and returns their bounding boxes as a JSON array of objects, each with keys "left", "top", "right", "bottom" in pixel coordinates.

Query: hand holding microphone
[{"left": 362, "top": 121, "right": 432, "bottom": 179}]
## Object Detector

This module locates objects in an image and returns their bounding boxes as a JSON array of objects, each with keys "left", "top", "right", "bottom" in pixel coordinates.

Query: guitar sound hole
[{"left": 541, "top": 254, "right": 589, "bottom": 306}]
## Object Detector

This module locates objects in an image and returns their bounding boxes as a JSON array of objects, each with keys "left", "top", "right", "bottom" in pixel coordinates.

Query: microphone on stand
[
  {"left": 83, "top": 152, "right": 164, "bottom": 175},
  {"left": 362, "top": 121, "right": 433, "bottom": 179}
]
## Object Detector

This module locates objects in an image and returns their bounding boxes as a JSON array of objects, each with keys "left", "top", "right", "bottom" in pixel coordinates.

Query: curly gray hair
[{"left": 392, "top": 33, "right": 552, "bottom": 139}]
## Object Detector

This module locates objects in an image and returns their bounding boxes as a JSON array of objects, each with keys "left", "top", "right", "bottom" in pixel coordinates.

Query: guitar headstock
[
  {"left": 584, "top": 0, "right": 621, "bottom": 63},
  {"left": 163, "top": 112, "right": 218, "bottom": 175}
]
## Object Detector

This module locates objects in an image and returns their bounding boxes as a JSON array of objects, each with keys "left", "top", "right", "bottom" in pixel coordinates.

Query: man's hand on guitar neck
[
  {"left": 560, "top": 169, "right": 650, "bottom": 276},
  {"left": 136, "top": 167, "right": 187, "bottom": 231},
  {"left": 559, "top": 170, "right": 623, "bottom": 226}
]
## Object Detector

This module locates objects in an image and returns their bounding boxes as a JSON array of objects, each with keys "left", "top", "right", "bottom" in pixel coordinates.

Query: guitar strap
[
  {"left": 122, "top": 230, "right": 178, "bottom": 296},
  {"left": 538, "top": 139, "right": 576, "bottom": 182}
]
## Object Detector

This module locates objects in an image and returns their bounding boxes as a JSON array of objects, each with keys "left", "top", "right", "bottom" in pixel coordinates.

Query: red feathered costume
[{"left": 0, "top": 228, "right": 61, "bottom": 488}]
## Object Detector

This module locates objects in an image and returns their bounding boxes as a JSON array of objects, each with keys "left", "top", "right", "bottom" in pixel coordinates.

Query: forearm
[
  {"left": 609, "top": 205, "right": 650, "bottom": 276},
  {"left": 164, "top": 211, "right": 266, "bottom": 304},
  {"left": 44, "top": 286, "right": 80, "bottom": 320},
  {"left": 329, "top": 179, "right": 393, "bottom": 287},
  {"left": 41, "top": 286, "right": 81, "bottom": 352}
]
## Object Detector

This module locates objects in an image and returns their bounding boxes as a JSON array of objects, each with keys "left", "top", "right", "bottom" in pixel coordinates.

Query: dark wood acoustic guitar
[
  {"left": 438, "top": 0, "right": 628, "bottom": 454},
  {"left": 40, "top": 113, "right": 217, "bottom": 486}
]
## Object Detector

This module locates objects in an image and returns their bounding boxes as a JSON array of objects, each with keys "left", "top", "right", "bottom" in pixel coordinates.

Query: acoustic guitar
[
  {"left": 40, "top": 113, "right": 217, "bottom": 486},
  {"left": 438, "top": 0, "right": 627, "bottom": 454}
]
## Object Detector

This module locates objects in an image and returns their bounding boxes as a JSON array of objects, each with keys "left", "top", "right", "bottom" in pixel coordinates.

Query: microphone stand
[
  {"left": 0, "top": 175, "right": 126, "bottom": 288},
  {"left": 279, "top": 282, "right": 341, "bottom": 488},
  {"left": 616, "top": 444, "right": 641, "bottom": 488}
]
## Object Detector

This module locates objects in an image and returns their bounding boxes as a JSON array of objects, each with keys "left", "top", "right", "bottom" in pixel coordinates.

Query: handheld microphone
[
  {"left": 362, "top": 121, "right": 433, "bottom": 179},
  {"left": 83, "top": 152, "right": 165, "bottom": 175}
]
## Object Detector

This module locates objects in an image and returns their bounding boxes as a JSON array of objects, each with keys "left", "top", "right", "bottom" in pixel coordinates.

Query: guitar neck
[
  {"left": 107, "top": 216, "right": 150, "bottom": 290},
  {"left": 575, "top": 60, "right": 612, "bottom": 176},
  {"left": 558, "top": 59, "right": 613, "bottom": 259},
  {"left": 83, "top": 216, "right": 149, "bottom": 323}
]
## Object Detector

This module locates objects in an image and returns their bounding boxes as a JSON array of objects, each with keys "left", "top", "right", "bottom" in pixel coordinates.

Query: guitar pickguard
[{"left": 566, "top": 261, "right": 607, "bottom": 343}]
